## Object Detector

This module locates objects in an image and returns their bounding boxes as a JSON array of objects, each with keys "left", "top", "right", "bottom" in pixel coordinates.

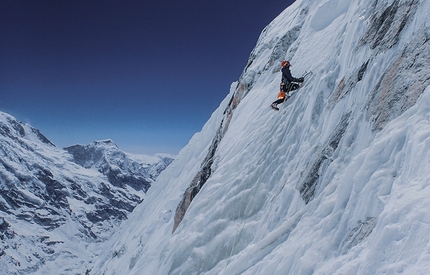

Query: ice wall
[{"left": 92, "top": 0, "right": 430, "bottom": 274}]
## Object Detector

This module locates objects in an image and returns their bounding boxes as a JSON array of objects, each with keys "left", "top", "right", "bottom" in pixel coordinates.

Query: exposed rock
[
  {"left": 359, "top": 0, "right": 419, "bottom": 51},
  {"left": 366, "top": 27, "right": 430, "bottom": 130},
  {"left": 299, "top": 112, "right": 351, "bottom": 204},
  {"left": 341, "top": 217, "right": 378, "bottom": 253}
]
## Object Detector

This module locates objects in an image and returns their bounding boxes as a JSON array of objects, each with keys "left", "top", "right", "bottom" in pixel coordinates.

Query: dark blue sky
[{"left": 1, "top": 0, "right": 295, "bottom": 155}]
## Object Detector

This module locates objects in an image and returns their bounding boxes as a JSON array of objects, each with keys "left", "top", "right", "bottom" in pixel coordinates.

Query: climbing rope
[{"left": 224, "top": 71, "right": 313, "bottom": 271}]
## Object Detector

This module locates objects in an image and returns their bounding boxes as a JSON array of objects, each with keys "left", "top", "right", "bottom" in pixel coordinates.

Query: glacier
[{"left": 91, "top": 0, "right": 430, "bottom": 274}]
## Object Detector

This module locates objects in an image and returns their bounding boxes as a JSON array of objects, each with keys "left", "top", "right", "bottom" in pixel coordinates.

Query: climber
[{"left": 271, "top": 60, "right": 304, "bottom": 111}]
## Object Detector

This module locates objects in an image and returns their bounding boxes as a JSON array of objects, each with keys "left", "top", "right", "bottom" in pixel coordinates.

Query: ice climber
[{"left": 270, "top": 60, "right": 304, "bottom": 111}]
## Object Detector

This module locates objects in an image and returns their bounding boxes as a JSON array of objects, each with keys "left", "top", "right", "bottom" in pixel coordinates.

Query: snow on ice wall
[{"left": 92, "top": 0, "right": 430, "bottom": 274}]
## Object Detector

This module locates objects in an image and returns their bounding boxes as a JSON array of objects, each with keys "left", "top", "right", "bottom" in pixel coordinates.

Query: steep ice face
[
  {"left": 172, "top": 81, "right": 247, "bottom": 233},
  {"left": 309, "top": 0, "right": 350, "bottom": 31},
  {"left": 92, "top": 0, "right": 430, "bottom": 274},
  {"left": 0, "top": 112, "right": 174, "bottom": 274}
]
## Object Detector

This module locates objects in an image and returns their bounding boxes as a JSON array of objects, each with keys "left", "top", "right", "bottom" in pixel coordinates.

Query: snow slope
[{"left": 93, "top": 0, "right": 430, "bottom": 274}]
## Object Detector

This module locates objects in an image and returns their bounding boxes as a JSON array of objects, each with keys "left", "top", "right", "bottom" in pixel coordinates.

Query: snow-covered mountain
[
  {"left": 65, "top": 140, "right": 173, "bottom": 193},
  {"left": 0, "top": 111, "right": 174, "bottom": 274},
  {"left": 91, "top": 0, "right": 430, "bottom": 274}
]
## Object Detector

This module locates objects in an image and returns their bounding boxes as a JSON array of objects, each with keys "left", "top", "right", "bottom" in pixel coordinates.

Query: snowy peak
[
  {"left": 65, "top": 140, "right": 174, "bottom": 192},
  {"left": 0, "top": 111, "right": 55, "bottom": 146},
  {"left": 65, "top": 139, "right": 123, "bottom": 170},
  {"left": 94, "top": 139, "right": 117, "bottom": 146}
]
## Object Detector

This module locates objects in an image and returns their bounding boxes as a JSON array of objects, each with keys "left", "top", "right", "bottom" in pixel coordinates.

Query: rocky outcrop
[
  {"left": 366, "top": 27, "right": 430, "bottom": 130},
  {"left": 172, "top": 82, "right": 246, "bottom": 233},
  {"left": 359, "top": 0, "right": 419, "bottom": 51}
]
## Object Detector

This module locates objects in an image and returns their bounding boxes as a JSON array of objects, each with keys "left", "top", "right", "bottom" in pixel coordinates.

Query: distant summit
[{"left": 65, "top": 140, "right": 173, "bottom": 192}]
